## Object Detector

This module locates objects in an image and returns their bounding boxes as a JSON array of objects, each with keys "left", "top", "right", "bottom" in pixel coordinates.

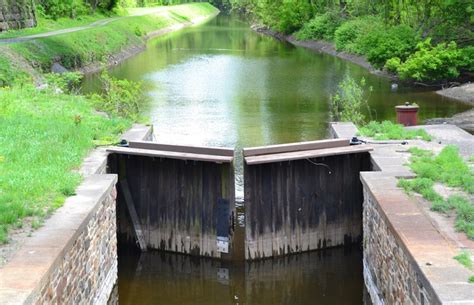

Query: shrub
[
  {"left": 90, "top": 71, "right": 144, "bottom": 120},
  {"left": 362, "top": 25, "right": 419, "bottom": 68},
  {"left": 295, "top": 11, "right": 343, "bottom": 41},
  {"left": 334, "top": 16, "right": 384, "bottom": 54},
  {"left": 330, "top": 75, "right": 372, "bottom": 126},
  {"left": 44, "top": 72, "right": 84, "bottom": 94},
  {"left": 385, "top": 57, "right": 401, "bottom": 73},
  {"left": 390, "top": 39, "right": 463, "bottom": 81},
  {"left": 460, "top": 46, "right": 474, "bottom": 73},
  {"left": 257, "top": 1, "right": 313, "bottom": 34}
]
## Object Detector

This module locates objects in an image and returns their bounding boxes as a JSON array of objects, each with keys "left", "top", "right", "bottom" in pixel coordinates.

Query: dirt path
[{"left": 0, "top": 6, "right": 170, "bottom": 43}]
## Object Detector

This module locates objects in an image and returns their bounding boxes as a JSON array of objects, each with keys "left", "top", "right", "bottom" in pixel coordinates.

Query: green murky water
[
  {"left": 83, "top": 14, "right": 469, "bottom": 151},
  {"left": 85, "top": 14, "right": 469, "bottom": 305}
]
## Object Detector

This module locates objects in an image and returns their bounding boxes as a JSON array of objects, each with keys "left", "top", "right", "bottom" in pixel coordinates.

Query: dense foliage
[
  {"left": 220, "top": 0, "right": 473, "bottom": 81},
  {"left": 295, "top": 11, "right": 343, "bottom": 41},
  {"left": 35, "top": 0, "right": 196, "bottom": 19},
  {"left": 385, "top": 39, "right": 464, "bottom": 81}
]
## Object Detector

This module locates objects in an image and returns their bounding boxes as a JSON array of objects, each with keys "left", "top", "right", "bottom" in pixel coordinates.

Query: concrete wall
[{"left": 0, "top": 0, "right": 36, "bottom": 32}]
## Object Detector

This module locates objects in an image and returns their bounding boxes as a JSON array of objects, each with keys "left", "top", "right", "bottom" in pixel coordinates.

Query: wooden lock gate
[
  {"left": 107, "top": 141, "right": 235, "bottom": 259},
  {"left": 107, "top": 138, "right": 373, "bottom": 260}
]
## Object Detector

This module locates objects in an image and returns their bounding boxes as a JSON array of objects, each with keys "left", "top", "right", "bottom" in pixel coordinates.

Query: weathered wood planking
[
  {"left": 107, "top": 147, "right": 233, "bottom": 164},
  {"left": 244, "top": 151, "right": 371, "bottom": 260},
  {"left": 129, "top": 141, "right": 234, "bottom": 156},
  {"left": 242, "top": 138, "right": 350, "bottom": 157},
  {"left": 244, "top": 145, "right": 373, "bottom": 165},
  {"left": 108, "top": 152, "right": 235, "bottom": 259}
]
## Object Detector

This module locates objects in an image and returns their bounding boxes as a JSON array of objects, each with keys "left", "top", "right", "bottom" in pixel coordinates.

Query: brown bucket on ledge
[{"left": 396, "top": 102, "right": 419, "bottom": 126}]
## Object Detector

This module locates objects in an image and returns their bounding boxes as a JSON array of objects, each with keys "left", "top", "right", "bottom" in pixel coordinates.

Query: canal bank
[
  {"left": 251, "top": 24, "right": 474, "bottom": 109},
  {"left": 331, "top": 122, "right": 474, "bottom": 304},
  {"left": 0, "top": 121, "right": 472, "bottom": 304},
  {"left": 1, "top": 10, "right": 473, "bottom": 305},
  {"left": 0, "top": 3, "right": 220, "bottom": 85}
]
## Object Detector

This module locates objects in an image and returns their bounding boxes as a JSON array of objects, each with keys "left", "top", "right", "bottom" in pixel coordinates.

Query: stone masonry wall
[
  {"left": 34, "top": 186, "right": 118, "bottom": 304},
  {"left": 362, "top": 186, "right": 437, "bottom": 305},
  {"left": 0, "top": 0, "right": 36, "bottom": 32},
  {"left": 0, "top": 175, "right": 119, "bottom": 305}
]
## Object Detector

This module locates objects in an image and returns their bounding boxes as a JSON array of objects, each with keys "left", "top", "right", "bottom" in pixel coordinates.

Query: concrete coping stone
[
  {"left": 79, "top": 124, "right": 153, "bottom": 177},
  {"left": 0, "top": 174, "right": 118, "bottom": 305}
]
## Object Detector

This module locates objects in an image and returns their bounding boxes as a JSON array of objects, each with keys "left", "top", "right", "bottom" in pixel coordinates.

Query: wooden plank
[
  {"left": 107, "top": 147, "right": 233, "bottom": 163},
  {"left": 242, "top": 139, "right": 350, "bottom": 157},
  {"left": 129, "top": 141, "right": 234, "bottom": 157},
  {"left": 244, "top": 145, "right": 373, "bottom": 165},
  {"left": 120, "top": 179, "right": 147, "bottom": 252}
]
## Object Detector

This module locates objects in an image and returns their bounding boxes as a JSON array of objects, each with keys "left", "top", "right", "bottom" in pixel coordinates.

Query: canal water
[{"left": 85, "top": 14, "right": 469, "bottom": 305}]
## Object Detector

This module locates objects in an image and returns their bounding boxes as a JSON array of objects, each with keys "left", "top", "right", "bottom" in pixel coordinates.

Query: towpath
[{"left": 0, "top": 6, "right": 173, "bottom": 43}]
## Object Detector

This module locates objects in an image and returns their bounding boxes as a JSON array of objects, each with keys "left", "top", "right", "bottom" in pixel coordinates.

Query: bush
[
  {"left": 330, "top": 75, "right": 372, "bottom": 126},
  {"left": 388, "top": 39, "right": 463, "bottom": 81},
  {"left": 334, "top": 16, "right": 384, "bottom": 54},
  {"left": 362, "top": 25, "right": 419, "bottom": 68},
  {"left": 90, "top": 71, "right": 144, "bottom": 120},
  {"left": 44, "top": 72, "right": 84, "bottom": 94},
  {"left": 295, "top": 11, "right": 343, "bottom": 41},
  {"left": 257, "top": 1, "right": 313, "bottom": 34},
  {"left": 460, "top": 46, "right": 474, "bottom": 73}
]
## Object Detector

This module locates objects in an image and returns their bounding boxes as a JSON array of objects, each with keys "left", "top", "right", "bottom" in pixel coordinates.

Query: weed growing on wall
[
  {"left": 398, "top": 146, "right": 474, "bottom": 240},
  {"left": 359, "top": 121, "right": 432, "bottom": 141}
]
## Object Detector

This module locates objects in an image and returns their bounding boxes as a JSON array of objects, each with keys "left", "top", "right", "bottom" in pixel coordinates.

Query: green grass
[
  {"left": 0, "top": 85, "right": 131, "bottom": 243},
  {"left": 2, "top": 3, "right": 218, "bottom": 78},
  {"left": 454, "top": 251, "right": 473, "bottom": 269},
  {"left": 0, "top": 14, "right": 111, "bottom": 39},
  {"left": 399, "top": 146, "right": 474, "bottom": 239},
  {"left": 454, "top": 251, "right": 474, "bottom": 283},
  {"left": 408, "top": 146, "right": 473, "bottom": 194},
  {"left": 0, "top": 51, "right": 31, "bottom": 87},
  {"left": 359, "top": 120, "right": 432, "bottom": 141}
]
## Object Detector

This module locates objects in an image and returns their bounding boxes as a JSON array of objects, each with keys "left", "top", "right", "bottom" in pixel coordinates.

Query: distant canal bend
[{"left": 82, "top": 14, "right": 469, "bottom": 305}]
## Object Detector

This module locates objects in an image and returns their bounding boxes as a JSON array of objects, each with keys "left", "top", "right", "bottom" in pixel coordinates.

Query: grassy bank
[
  {"left": 0, "top": 13, "right": 110, "bottom": 39},
  {"left": 0, "top": 3, "right": 219, "bottom": 244},
  {"left": 0, "top": 3, "right": 218, "bottom": 85},
  {"left": 0, "top": 85, "right": 131, "bottom": 243}
]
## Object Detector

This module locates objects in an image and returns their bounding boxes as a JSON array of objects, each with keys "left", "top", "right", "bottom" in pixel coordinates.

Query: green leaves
[
  {"left": 295, "top": 11, "right": 343, "bottom": 41},
  {"left": 386, "top": 38, "right": 464, "bottom": 81},
  {"left": 330, "top": 75, "right": 372, "bottom": 126}
]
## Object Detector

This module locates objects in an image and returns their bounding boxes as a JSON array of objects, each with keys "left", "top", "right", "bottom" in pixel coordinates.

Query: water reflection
[{"left": 115, "top": 246, "right": 365, "bottom": 305}]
